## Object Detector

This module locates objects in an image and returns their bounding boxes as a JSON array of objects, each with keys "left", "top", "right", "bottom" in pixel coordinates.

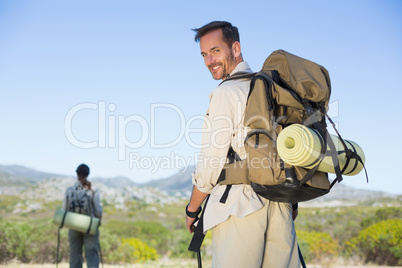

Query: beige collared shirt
[{"left": 192, "top": 62, "right": 264, "bottom": 232}]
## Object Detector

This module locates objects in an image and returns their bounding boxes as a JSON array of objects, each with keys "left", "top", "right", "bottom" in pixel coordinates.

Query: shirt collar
[{"left": 228, "top": 61, "right": 253, "bottom": 77}]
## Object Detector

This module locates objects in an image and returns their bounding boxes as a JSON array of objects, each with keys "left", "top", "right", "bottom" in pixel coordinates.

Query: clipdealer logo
[
  {"left": 64, "top": 101, "right": 237, "bottom": 172},
  {"left": 64, "top": 100, "right": 340, "bottom": 173}
]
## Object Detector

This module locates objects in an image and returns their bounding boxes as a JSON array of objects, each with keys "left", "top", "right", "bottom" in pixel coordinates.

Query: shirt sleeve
[
  {"left": 92, "top": 189, "right": 103, "bottom": 218},
  {"left": 62, "top": 189, "right": 69, "bottom": 211},
  {"left": 192, "top": 85, "right": 242, "bottom": 193}
]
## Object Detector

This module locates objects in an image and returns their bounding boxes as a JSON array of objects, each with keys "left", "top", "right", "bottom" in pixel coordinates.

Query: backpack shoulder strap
[{"left": 218, "top": 72, "right": 256, "bottom": 86}]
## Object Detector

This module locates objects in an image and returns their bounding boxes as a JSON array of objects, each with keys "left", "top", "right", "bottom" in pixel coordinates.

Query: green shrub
[
  {"left": 168, "top": 228, "right": 194, "bottom": 258},
  {"left": 346, "top": 219, "right": 402, "bottom": 266},
  {"left": 297, "top": 230, "right": 340, "bottom": 263},
  {"left": 0, "top": 218, "right": 70, "bottom": 264},
  {"left": 97, "top": 228, "right": 121, "bottom": 264},
  {"left": 361, "top": 207, "right": 402, "bottom": 228}
]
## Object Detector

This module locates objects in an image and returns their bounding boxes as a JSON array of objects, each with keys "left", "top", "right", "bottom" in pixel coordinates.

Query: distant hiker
[
  {"left": 62, "top": 163, "right": 102, "bottom": 268},
  {"left": 185, "top": 21, "right": 300, "bottom": 267}
]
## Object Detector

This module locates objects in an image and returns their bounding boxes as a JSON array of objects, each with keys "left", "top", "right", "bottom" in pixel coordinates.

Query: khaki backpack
[{"left": 217, "top": 50, "right": 366, "bottom": 203}]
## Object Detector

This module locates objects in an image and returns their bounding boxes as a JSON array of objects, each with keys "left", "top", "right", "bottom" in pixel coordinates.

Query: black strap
[
  {"left": 298, "top": 243, "right": 307, "bottom": 268},
  {"left": 216, "top": 147, "right": 242, "bottom": 203},
  {"left": 98, "top": 232, "right": 104, "bottom": 268},
  {"left": 252, "top": 73, "right": 276, "bottom": 111},
  {"left": 325, "top": 126, "right": 344, "bottom": 189},
  {"left": 272, "top": 70, "right": 303, "bottom": 105},
  {"left": 342, "top": 140, "right": 368, "bottom": 180},
  {"left": 340, "top": 141, "right": 356, "bottom": 175},
  {"left": 220, "top": 72, "right": 276, "bottom": 112},
  {"left": 218, "top": 72, "right": 256, "bottom": 86},
  {"left": 56, "top": 210, "right": 68, "bottom": 267},
  {"left": 297, "top": 127, "right": 327, "bottom": 187},
  {"left": 217, "top": 168, "right": 227, "bottom": 184},
  {"left": 56, "top": 227, "right": 62, "bottom": 268},
  {"left": 329, "top": 176, "right": 338, "bottom": 189},
  {"left": 227, "top": 147, "right": 241, "bottom": 163},
  {"left": 70, "top": 192, "right": 76, "bottom": 212},
  {"left": 86, "top": 216, "right": 93, "bottom": 234},
  {"left": 60, "top": 210, "right": 68, "bottom": 229},
  {"left": 324, "top": 113, "right": 368, "bottom": 186},
  {"left": 244, "top": 130, "right": 275, "bottom": 145},
  {"left": 337, "top": 146, "right": 369, "bottom": 182},
  {"left": 302, "top": 100, "right": 345, "bottom": 188},
  {"left": 325, "top": 114, "right": 349, "bottom": 150},
  {"left": 297, "top": 101, "right": 330, "bottom": 187},
  {"left": 298, "top": 162, "right": 321, "bottom": 187},
  {"left": 352, "top": 152, "right": 369, "bottom": 183},
  {"left": 219, "top": 185, "right": 232, "bottom": 203},
  {"left": 197, "top": 251, "right": 202, "bottom": 268},
  {"left": 323, "top": 114, "right": 350, "bottom": 183},
  {"left": 188, "top": 196, "right": 210, "bottom": 268}
]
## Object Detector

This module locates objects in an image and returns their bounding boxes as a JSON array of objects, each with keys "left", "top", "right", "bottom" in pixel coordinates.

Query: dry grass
[
  {"left": 1, "top": 263, "right": 400, "bottom": 268},
  {"left": 0, "top": 259, "right": 209, "bottom": 268}
]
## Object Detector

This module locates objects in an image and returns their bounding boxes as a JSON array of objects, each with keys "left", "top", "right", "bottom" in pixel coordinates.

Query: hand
[
  {"left": 185, "top": 186, "right": 208, "bottom": 233},
  {"left": 186, "top": 215, "right": 197, "bottom": 234}
]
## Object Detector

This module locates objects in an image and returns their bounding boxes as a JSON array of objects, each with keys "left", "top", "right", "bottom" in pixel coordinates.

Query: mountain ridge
[{"left": 0, "top": 164, "right": 398, "bottom": 205}]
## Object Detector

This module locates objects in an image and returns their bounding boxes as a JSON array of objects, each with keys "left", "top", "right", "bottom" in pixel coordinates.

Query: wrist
[{"left": 186, "top": 203, "right": 202, "bottom": 218}]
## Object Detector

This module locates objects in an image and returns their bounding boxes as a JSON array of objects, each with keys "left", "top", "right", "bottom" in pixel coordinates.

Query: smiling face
[{"left": 200, "top": 29, "right": 241, "bottom": 80}]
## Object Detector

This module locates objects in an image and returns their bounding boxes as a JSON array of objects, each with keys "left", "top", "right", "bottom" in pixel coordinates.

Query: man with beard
[{"left": 185, "top": 21, "right": 300, "bottom": 268}]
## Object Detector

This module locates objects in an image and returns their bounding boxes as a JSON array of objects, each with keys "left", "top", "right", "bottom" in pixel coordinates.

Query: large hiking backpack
[
  {"left": 66, "top": 185, "right": 94, "bottom": 216},
  {"left": 217, "top": 49, "right": 367, "bottom": 203}
]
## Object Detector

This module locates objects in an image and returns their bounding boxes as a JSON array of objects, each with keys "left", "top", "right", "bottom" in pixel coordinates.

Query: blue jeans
[{"left": 68, "top": 229, "right": 100, "bottom": 268}]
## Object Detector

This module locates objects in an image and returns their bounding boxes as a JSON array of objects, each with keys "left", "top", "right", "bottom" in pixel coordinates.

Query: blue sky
[{"left": 1, "top": 0, "right": 401, "bottom": 194}]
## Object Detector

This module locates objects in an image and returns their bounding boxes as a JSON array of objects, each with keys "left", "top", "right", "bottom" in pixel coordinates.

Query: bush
[
  {"left": 119, "top": 237, "right": 158, "bottom": 263},
  {"left": 0, "top": 219, "right": 67, "bottom": 264},
  {"left": 103, "top": 220, "right": 172, "bottom": 255},
  {"left": 361, "top": 207, "right": 402, "bottom": 229},
  {"left": 168, "top": 228, "right": 194, "bottom": 258},
  {"left": 346, "top": 219, "right": 402, "bottom": 266},
  {"left": 97, "top": 228, "right": 121, "bottom": 264},
  {"left": 297, "top": 230, "right": 340, "bottom": 263}
]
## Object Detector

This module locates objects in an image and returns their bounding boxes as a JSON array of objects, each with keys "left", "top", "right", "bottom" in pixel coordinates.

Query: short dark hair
[
  {"left": 193, "top": 21, "right": 240, "bottom": 48},
  {"left": 76, "top": 164, "right": 90, "bottom": 177}
]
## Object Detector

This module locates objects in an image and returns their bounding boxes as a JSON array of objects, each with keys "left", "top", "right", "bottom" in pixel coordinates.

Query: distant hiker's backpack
[
  {"left": 217, "top": 50, "right": 366, "bottom": 203},
  {"left": 66, "top": 185, "right": 94, "bottom": 216}
]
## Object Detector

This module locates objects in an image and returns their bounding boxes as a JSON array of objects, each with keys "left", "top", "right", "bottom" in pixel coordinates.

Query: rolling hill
[{"left": 0, "top": 164, "right": 398, "bottom": 209}]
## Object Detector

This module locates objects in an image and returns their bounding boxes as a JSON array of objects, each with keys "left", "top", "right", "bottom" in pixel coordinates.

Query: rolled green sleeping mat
[
  {"left": 53, "top": 209, "right": 100, "bottom": 235},
  {"left": 277, "top": 124, "right": 365, "bottom": 175}
]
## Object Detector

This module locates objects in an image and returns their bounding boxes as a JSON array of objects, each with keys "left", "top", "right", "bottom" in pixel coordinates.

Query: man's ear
[{"left": 232, "top": 41, "right": 241, "bottom": 58}]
